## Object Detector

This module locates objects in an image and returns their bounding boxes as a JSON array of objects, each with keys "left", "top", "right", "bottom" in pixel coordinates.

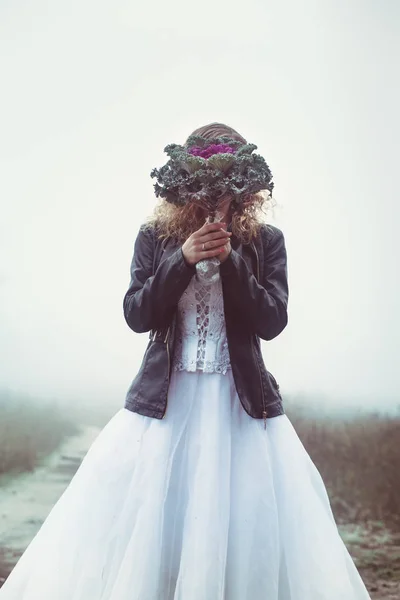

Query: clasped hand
[{"left": 182, "top": 222, "right": 232, "bottom": 266}]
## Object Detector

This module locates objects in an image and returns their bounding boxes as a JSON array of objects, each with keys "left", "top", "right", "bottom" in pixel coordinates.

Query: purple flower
[{"left": 188, "top": 144, "right": 236, "bottom": 159}]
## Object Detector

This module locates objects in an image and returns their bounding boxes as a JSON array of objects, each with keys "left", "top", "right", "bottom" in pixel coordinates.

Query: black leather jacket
[{"left": 123, "top": 222, "right": 289, "bottom": 425}]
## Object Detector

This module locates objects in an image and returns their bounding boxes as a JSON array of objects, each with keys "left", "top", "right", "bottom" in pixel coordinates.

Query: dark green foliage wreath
[{"left": 150, "top": 135, "right": 274, "bottom": 213}]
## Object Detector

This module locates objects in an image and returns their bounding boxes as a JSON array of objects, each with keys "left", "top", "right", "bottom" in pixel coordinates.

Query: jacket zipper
[
  {"left": 162, "top": 325, "right": 171, "bottom": 419},
  {"left": 251, "top": 240, "right": 268, "bottom": 429},
  {"left": 150, "top": 326, "right": 171, "bottom": 419}
]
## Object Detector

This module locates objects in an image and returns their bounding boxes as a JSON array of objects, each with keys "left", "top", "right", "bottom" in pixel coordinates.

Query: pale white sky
[{"left": 0, "top": 0, "right": 399, "bottom": 412}]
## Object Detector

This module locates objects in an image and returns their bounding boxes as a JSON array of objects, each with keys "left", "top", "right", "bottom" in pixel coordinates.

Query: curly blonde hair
[{"left": 145, "top": 122, "right": 276, "bottom": 244}]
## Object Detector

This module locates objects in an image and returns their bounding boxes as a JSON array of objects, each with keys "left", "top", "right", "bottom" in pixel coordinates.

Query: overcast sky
[{"left": 0, "top": 0, "right": 399, "bottom": 413}]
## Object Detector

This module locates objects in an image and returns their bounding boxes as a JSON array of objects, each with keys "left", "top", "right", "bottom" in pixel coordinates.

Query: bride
[{"left": 0, "top": 122, "right": 372, "bottom": 599}]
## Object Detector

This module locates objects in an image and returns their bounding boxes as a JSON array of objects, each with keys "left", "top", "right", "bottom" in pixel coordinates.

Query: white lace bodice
[{"left": 172, "top": 274, "right": 231, "bottom": 374}]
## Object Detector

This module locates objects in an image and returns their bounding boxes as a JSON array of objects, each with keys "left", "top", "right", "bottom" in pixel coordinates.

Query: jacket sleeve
[
  {"left": 219, "top": 225, "right": 289, "bottom": 340},
  {"left": 123, "top": 226, "right": 196, "bottom": 333}
]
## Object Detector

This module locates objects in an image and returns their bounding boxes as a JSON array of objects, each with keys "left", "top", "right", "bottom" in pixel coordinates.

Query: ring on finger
[{"left": 202, "top": 242, "right": 207, "bottom": 251}]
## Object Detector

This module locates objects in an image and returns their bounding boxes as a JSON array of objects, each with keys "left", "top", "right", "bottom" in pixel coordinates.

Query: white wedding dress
[{"left": 0, "top": 273, "right": 371, "bottom": 599}]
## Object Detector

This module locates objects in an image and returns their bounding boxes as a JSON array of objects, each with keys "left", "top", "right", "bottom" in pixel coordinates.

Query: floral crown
[{"left": 150, "top": 134, "right": 274, "bottom": 213}]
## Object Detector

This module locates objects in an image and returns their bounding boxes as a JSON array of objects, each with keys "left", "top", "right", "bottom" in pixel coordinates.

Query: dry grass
[
  {"left": 286, "top": 399, "right": 400, "bottom": 529},
  {"left": 0, "top": 389, "right": 79, "bottom": 476},
  {"left": 285, "top": 399, "right": 400, "bottom": 596}
]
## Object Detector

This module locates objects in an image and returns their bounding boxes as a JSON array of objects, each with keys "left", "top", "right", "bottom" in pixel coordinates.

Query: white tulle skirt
[{"left": 0, "top": 369, "right": 371, "bottom": 600}]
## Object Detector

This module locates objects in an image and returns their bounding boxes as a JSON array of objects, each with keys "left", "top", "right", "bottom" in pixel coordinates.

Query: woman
[{"left": 0, "top": 123, "right": 371, "bottom": 599}]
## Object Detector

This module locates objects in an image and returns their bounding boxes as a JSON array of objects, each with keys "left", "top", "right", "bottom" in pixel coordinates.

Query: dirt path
[
  {"left": 339, "top": 522, "right": 400, "bottom": 599},
  {"left": 0, "top": 425, "right": 100, "bottom": 586}
]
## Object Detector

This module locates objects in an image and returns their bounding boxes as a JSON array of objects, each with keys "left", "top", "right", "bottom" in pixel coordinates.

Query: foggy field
[
  {"left": 1, "top": 388, "right": 399, "bottom": 529},
  {"left": 0, "top": 390, "right": 79, "bottom": 477},
  {"left": 0, "top": 394, "right": 399, "bottom": 596}
]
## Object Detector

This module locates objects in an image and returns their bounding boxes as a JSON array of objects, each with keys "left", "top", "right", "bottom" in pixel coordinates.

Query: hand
[{"left": 182, "top": 222, "right": 232, "bottom": 266}]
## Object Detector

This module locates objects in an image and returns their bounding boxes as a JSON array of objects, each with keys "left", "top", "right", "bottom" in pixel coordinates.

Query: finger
[
  {"left": 198, "top": 238, "right": 229, "bottom": 250},
  {"left": 196, "top": 242, "right": 229, "bottom": 258},
  {"left": 194, "top": 221, "right": 227, "bottom": 237},
  {"left": 199, "top": 230, "right": 231, "bottom": 243},
  {"left": 197, "top": 246, "right": 227, "bottom": 259}
]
